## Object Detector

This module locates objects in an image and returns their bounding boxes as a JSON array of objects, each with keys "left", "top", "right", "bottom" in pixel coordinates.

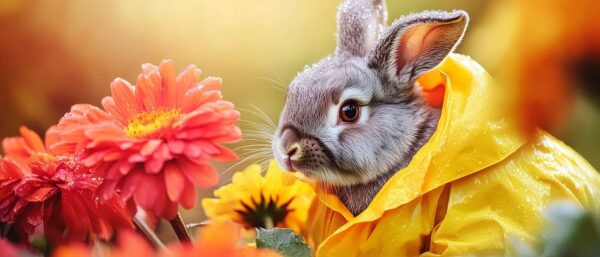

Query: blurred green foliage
[{"left": 512, "top": 202, "right": 600, "bottom": 257}]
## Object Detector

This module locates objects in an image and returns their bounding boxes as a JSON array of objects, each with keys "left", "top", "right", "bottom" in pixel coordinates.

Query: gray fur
[
  {"left": 273, "top": 0, "right": 469, "bottom": 215},
  {"left": 336, "top": 0, "right": 387, "bottom": 57}
]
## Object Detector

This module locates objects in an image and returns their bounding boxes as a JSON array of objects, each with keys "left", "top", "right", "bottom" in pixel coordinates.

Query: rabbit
[{"left": 272, "top": 0, "right": 469, "bottom": 215}]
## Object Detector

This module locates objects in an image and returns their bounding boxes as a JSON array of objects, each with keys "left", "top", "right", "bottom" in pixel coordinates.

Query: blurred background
[{"left": 0, "top": 0, "right": 598, "bottom": 241}]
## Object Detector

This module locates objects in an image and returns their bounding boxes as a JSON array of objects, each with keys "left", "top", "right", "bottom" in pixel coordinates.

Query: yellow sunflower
[{"left": 202, "top": 160, "right": 315, "bottom": 236}]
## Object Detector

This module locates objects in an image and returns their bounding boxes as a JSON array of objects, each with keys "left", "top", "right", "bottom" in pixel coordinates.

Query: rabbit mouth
[
  {"left": 282, "top": 154, "right": 364, "bottom": 186},
  {"left": 273, "top": 124, "right": 363, "bottom": 185},
  {"left": 284, "top": 157, "right": 297, "bottom": 172}
]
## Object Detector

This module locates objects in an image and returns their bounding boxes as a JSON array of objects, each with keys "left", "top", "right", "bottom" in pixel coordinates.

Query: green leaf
[{"left": 256, "top": 228, "right": 311, "bottom": 257}]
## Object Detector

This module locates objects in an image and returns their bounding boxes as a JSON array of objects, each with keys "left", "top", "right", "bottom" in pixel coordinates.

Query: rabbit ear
[
  {"left": 336, "top": 0, "right": 388, "bottom": 57},
  {"left": 369, "top": 10, "right": 468, "bottom": 90}
]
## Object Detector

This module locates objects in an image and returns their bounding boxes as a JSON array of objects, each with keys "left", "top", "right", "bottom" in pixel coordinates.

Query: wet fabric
[{"left": 306, "top": 54, "right": 600, "bottom": 257}]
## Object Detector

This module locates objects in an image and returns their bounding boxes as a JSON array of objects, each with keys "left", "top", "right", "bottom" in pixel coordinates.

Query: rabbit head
[{"left": 273, "top": 0, "right": 468, "bottom": 188}]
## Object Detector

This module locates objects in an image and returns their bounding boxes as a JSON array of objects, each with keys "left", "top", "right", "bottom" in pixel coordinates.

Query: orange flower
[
  {"left": 51, "top": 222, "right": 281, "bottom": 257},
  {"left": 51, "top": 244, "right": 92, "bottom": 257},
  {"left": 514, "top": 0, "right": 600, "bottom": 134},
  {"left": 52, "top": 60, "right": 241, "bottom": 219},
  {"left": 52, "top": 231, "right": 154, "bottom": 257},
  {"left": 466, "top": 0, "right": 600, "bottom": 135},
  {"left": 168, "top": 221, "right": 281, "bottom": 257},
  {"left": 0, "top": 127, "right": 133, "bottom": 244}
]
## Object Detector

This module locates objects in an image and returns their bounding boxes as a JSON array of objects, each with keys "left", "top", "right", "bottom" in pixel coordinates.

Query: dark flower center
[{"left": 235, "top": 193, "right": 294, "bottom": 229}]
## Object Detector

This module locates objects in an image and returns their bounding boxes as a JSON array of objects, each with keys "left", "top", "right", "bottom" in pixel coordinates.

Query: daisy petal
[
  {"left": 111, "top": 78, "right": 138, "bottom": 120},
  {"left": 141, "top": 140, "right": 162, "bottom": 156},
  {"left": 176, "top": 65, "right": 202, "bottom": 103},
  {"left": 178, "top": 159, "right": 218, "bottom": 189},
  {"left": 164, "top": 163, "right": 185, "bottom": 201},
  {"left": 102, "top": 97, "right": 128, "bottom": 124},
  {"left": 213, "top": 146, "right": 238, "bottom": 162},
  {"left": 199, "top": 76, "right": 222, "bottom": 91},
  {"left": 19, "top": 126, "right": 46, "bottom": 153},
  {"left": 182, "top": 89, "right": 222, "bottom": 113},
  {"left": 167, "top": 140, "right": 185, "bottom": 154},
  {"left": 135, "top": 74, "right": 157, "bottom": 112},
  {"left": 179, "top": 179, "right": 196, "bottom": 209},
  {"left": 159, "top": 59, "right": 177, "bottom": 108},
  {"left": 145, "top": 157, "right": 165, "bottom": 174},
  {"left": 134, "top": 174, "right": 161, "bottom": 210},
  {"left": 120, "top": 168, "right": 144, "bottom": 201}
]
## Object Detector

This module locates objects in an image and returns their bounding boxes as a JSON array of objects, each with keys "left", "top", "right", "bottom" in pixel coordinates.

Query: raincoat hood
[
  {"left": 315, "top": 53, "right": 526, "bottom": 223},
  {"left": 307, "top": 54, "right": 600, "bottom": 256}
]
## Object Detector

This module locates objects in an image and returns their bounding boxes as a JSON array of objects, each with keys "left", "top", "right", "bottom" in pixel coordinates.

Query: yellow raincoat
[{"left": 306, "top": 54, "right": 600, "bottom": 257}]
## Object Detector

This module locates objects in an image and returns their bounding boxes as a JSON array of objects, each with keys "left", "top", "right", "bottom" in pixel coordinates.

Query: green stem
[
  {"left": 185, "top": 219, "right": 210, "bottom": 230},
  {"left": 169, "top": 213, "right": 192, "bottom": 242},
  {"left": 133, "top": 216, "right": 168, "bottom": 251},
  {"left": 264, "top": 216, "right": 274, "bottom": 229}
]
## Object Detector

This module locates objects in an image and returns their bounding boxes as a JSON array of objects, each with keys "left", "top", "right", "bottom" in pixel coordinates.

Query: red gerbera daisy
[
  {"left": 0, "top": 127, "right": 133, "bottom": 244},
  {"left": 52, "top": 60, "right": 241, "bottom": 219}
]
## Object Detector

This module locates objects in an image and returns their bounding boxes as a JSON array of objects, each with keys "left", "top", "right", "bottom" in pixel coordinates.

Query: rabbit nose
[
  {"left": 286, "top": 143, "right": 303, "bottom": 160},
  {"left": 280, "top": 128, "right": 299, "bottom": 151}
]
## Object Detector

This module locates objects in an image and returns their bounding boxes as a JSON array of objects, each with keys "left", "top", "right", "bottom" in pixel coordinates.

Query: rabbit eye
[{"left": 339, "top": 100, "right": 360, "bottom": 123}]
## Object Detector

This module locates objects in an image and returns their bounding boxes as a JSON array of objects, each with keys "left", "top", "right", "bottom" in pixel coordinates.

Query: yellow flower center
[{"left": 124, "top": 109, "right": 180, "bottom": 138}]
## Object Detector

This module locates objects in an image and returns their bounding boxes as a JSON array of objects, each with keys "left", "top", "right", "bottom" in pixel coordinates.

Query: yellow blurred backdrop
[{"left": 1, "top": 0, "right": 599, "bottom": 241}]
